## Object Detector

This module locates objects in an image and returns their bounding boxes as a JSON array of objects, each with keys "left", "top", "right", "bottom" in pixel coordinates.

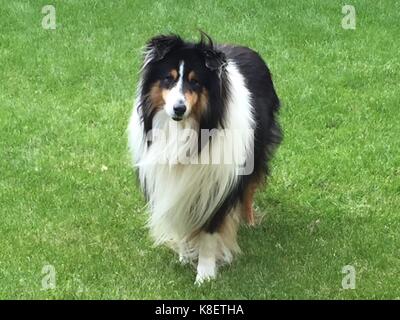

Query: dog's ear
[
  {"left": 203, "top": 49, "right": 226, "bottom": 71},
  {"left": 197, "top": 31, "right": 226, "bottom": 71},
  {"left": 144, "top": 34, "right": 183, "bottom": 63}
]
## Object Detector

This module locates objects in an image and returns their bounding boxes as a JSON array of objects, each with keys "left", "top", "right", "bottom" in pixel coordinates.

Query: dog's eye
[
  {"left": 189, "top": 79, "right": 201, "bottom": 88},
  {"left": 163, "top": 75, "right": 174, "bottom": 85}
]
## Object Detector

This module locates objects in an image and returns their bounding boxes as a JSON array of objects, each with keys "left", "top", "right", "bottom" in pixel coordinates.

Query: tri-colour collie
[{"left": 128, "top": 33, "right": 281, "bottom": 284}]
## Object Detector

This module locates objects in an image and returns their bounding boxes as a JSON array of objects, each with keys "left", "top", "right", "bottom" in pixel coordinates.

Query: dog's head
[{"left": 139, "top": 33, "right": 228, "bottom": 131}]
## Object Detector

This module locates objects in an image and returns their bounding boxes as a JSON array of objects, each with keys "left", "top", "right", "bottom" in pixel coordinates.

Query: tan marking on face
[
  {"left": 186, "top": 88, "right": 209, "bottom": 122},
  {"left": 184, "top": 91, "right": 199, "bottom": 109},
  {"left": 161, "top": 88, "right": 171, "bottom": 103},
  {"left": 170, "top": 69, "right": 178, "bottom": 81},
  {"left": 188, "top": 70, "right": 198, "bottom": 82},
  {"left": 149, "top": 81, "right": 165, "bottom": 108}
]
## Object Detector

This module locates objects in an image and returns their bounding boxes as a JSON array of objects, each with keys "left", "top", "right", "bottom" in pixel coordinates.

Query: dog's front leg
[{"left": 195, "top": 232, "right": 218, "bottom": 285}]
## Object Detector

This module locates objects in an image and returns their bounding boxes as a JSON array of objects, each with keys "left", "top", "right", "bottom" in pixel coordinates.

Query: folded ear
[
  {"left": 197, "top": 31, "right": 226, "bottom": 71},
  {"left": 144, "top": 34, "right": 183, "bottom": 63},
  {"left": 204, "top": 49, "right": 226, "bottom": 71}
]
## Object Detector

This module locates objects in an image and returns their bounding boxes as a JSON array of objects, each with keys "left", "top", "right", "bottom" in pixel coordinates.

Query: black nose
[{"left": 173, "top": 103, "right": 186, "bottom": 116}]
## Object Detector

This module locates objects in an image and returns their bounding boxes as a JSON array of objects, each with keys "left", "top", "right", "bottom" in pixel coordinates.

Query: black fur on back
[{"left": 205, "top": 44, "right": 282, "bottom": 233}]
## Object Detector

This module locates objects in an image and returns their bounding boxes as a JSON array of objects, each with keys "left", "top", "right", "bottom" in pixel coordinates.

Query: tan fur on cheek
[
  {"left": 149, "top": 81, "right": 165, "bottom": 108},
  {"left": 189, "top": 89, "right": 209, "bottom": 122},
  {"left": 184, "top": 91, "right": 199, "bottom": 109},
  {"left": 162, "top": 88, "right": 170, "bottom": 103}
]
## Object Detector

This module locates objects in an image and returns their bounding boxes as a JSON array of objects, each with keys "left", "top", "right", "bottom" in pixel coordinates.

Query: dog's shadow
[
  {"left": 131, "top": 192, "right": 350, "bottom": 295},
  {"left": 184, "top": 197, "right": 310, "bottom": 272}
]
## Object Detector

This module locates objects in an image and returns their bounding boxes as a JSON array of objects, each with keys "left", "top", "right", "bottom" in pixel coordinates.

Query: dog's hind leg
[{"left": 242, "top": 177, "right": 264, "bottom": 226}]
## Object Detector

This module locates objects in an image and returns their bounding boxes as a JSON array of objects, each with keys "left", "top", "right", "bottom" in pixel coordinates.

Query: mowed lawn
[{"left": 1, "top": 0, "right": 399, "bottom": 299}]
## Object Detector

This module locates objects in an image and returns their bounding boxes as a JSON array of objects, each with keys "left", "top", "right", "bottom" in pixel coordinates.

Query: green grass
[{"left": 1, "top": 0, "right": 399, "bottom": 299}]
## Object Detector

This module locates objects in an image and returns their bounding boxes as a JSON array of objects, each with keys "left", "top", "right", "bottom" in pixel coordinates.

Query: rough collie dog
[{"left": 128, "top": 33, "right": 281, "bottom": 284}]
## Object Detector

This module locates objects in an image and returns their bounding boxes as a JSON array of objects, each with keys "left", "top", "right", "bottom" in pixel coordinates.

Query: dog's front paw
[
  {"left": 179, "top": 254, "right": 190, "bottom": 265},
  {"left": 195, "top": 265, "right": 216, "bottom": 286}
]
